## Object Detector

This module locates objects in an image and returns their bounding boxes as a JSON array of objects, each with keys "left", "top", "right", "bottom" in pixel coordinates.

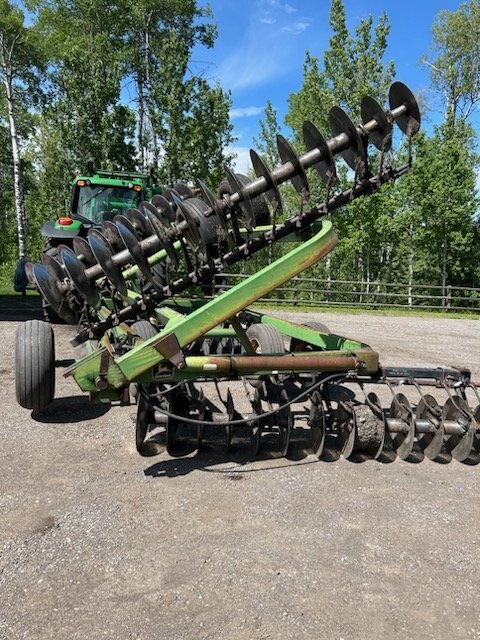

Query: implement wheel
[
  {"left": 246, "top": 324, "right": 285, "bottom": 354},
  {"left": 246, "top": 324, "right": 285, "bottom": 389},
  {"left": 16, "top": 320, "right": 55, "bottom": 411}
]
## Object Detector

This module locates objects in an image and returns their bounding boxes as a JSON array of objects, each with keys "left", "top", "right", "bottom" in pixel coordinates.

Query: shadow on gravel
[
  {"left": 32, "top": 395, "right": 110, "bottom": 423},
  {"left": 144, "top": 450, "right": 322, "bottom": 478},
  {"left": 143, "top": 438, "right": 480, "bottom": 478},
  {"left": 0, "top": 295, "right": 42, "bottom": 321}
]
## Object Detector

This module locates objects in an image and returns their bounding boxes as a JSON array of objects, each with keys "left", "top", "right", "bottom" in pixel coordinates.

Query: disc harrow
[{"left": 16, "top": 81, "right": 480, "bottom": 464}]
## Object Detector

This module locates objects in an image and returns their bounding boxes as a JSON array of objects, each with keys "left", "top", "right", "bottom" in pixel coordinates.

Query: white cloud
[
  {"left": 230, "top": 106, "right": 264, "bottom": 119},
  {"left": 216, "top": 3, "right": 312, "bottom": 91},
  {"left": 228, "top": 146, "right": 253, "bottom": 175},
  {"left": 281, "top": 20, "right": 311, "bottom": 34}
]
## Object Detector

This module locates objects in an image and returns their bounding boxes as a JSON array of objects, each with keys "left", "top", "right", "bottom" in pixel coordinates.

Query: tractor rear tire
[
  {"left": 16, "top": 320, "right": 55, "bottom": 411},
  {"left": 218, "top": 174, "right": 271, "bottom": 226},
  {"left": 42, "top": 243, "right": 66, "bottom": 324}
]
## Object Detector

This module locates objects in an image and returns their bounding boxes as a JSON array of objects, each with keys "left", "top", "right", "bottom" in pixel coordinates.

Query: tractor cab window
[{"left": 73, "top": 185, "right": 142, "bottom": 224}]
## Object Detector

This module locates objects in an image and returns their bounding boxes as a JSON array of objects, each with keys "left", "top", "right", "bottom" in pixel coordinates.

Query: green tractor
[{"left": 40, "top": 165, "right": 163, "bottom": 321}]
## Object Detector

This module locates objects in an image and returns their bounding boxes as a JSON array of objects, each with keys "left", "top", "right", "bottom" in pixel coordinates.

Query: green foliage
[
  {"left": 124, "top": 0, "right": 234, "bottom": 185},
  {"left": 426, "top": 0, "right": 480, "bottom": 125},
  {"left": 253, "top": 100, "right": 281, "bottom": 168}
]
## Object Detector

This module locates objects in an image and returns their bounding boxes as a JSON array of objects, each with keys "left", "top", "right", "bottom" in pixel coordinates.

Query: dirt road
[{"left": 1, "top": 300, "right": 479, "bottom": 640}]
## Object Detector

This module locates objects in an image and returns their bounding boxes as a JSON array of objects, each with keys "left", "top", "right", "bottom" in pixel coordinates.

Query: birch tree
[{"left": 0, "top": 0, "right": 41, "bottom": 258}]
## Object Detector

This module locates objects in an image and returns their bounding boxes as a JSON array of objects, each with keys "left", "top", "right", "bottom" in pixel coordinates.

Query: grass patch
[{"left": 253, "top": 302, "right": 480, "bottom": 320}]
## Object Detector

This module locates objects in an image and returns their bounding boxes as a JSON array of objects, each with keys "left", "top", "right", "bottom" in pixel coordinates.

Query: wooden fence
[{"left": 214, "top": 274, "right": 480, "bottom": 312}]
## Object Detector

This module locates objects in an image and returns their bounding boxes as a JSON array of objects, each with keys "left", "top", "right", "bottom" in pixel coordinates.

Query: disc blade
[
  {"left": 361, "top": 95, "right": 392, "bottom": 151},
  {"left": 474, "top": 404, "right": 480, "bottom": 453},
  {"left": 60, "top": 246, "right": 101, "bottom": 308},
  {"left": 88, "top": 229, "right": 127, "bottom": 296},
  {"left": 390, "top": 393, "right": 415, "bottom": 460},
  {"left": 172, "top": 193, "right": 201, "bottom": 251},
  {"left": 389, "top": 81, "right": 421, "bottom": 137},
  {"left": 144, "top": 209, "right": 178, "bottom": 267},
  {"left": 223, "top": 166, "right": 256, "bottom": 230},
  {"left": 249, "top": 149, "right": 281, "bottom": 213},
  {"left": 101, "top": 221, "right": 124, "bottom": 252},
  {"left": 32, "top": 263, "right": 77, "bottom": 324},
  {"left": 115, "top": 217, "right": 153, "bottom": 283},
  {"left": 276, "top": 134, "right": 309, "bottom": 198},
  {"left": 443, "top": 397, "right": 474, "bottom": 462},
  {"left": 73, "top": 237, "right": 96, "bottom": 267},
  {"left": 302, "top": 121, "right": 337, "bottom": 187},
  {"left": 336, "top": 402, "right": 356, "bottom": 458},
  {"left": 416, "top": 394, "right": 444, "bottom": 460},
  {"left": 309, "top": 390, "right": 325, "bottom": 457},
  {"left": 329, "top": 106, "right": 367, "bottom": 176},
  {"left": 196, "top": 178, "right": 229, "bottom": 233},
  {"left": 126, "top": 208, "right": 151, "bottom": 238},
  {"left": 41, "top": 252, "right": 65, "bottom": 282},
  {"left": 24, "top": 261, "right": 35, "bottom": 285},
  {"left": 148, "top": 196, "right": 176, "bottom": 224}
]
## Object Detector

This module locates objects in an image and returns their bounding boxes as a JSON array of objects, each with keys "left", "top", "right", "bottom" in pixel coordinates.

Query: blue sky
[{"left": 193, "top": 0, "right": 467, "bottom": 172}]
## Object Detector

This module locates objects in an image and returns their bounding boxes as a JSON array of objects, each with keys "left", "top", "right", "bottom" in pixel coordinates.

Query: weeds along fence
[{"left": 214, "top": 274, "right": 480, "bottom": 312}]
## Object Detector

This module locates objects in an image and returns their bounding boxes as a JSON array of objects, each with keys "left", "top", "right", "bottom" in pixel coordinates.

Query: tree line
[
  {"left": 0, "top": 0, "right": 479, "bottom": 307},
  {"left": 0, "top": 0, "right": 234, "bottom": 267},
  {"left": 253, "top": 0, "right": 480, "bottom": 306}
]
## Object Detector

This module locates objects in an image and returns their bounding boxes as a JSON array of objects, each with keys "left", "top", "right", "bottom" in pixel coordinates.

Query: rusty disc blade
[
  {"left": 144, "top": 209, "right": 178, "bottom": 267},
  {"left": 336, "top": 402, "right": 357, "bottom": 458}
]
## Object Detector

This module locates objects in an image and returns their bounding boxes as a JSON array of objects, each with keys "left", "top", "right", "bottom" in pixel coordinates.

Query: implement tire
[
  {"left": 246, "top": 324, "right": 285, "bottom": 388},
  {"left": 16, "top": 320, "right": 55, "bottom": 411}
]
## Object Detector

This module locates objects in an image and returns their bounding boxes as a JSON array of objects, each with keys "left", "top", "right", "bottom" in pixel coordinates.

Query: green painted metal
[
  {"left": 246, "top": 311, "right": 369, "bottom": 351},
  {"left": 65, "top": 220, "right": 338, "bottom": 391}
]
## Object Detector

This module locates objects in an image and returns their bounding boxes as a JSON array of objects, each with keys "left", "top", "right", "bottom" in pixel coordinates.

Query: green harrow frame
[{"left": 15, "top": 82, "right": 480, "bottom": 463}]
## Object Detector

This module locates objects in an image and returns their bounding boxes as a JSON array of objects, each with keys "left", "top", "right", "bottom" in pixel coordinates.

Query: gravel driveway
[{"left": 1, "top": 299, "right": 479, "bottom": 640}]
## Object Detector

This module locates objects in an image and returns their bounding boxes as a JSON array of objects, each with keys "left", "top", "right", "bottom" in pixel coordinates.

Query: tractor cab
[{"left": 71, "top": 175, "right": 144, "bottom": 225}]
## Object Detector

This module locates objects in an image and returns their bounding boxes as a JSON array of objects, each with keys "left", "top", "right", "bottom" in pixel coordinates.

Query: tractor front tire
[{"left": 15, "top": 320, "right": 55, "bottom": 411}]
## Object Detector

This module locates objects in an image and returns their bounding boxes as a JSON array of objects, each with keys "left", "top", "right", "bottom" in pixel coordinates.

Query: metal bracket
[{"left": 153, "top": 332, "right": 186, "bottom": 369}]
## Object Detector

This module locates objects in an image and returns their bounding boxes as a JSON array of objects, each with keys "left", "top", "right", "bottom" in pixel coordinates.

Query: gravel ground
[{"left": 1, "top": 299, "right": 480, "bottom": 640}]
